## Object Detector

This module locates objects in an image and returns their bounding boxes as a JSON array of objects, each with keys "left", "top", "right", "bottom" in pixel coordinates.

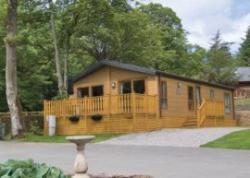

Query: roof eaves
[{"left": 156, "top": 71, "right": 234, "bottom": 91}]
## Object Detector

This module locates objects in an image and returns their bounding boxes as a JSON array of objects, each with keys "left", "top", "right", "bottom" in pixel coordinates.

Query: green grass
[
  {"left": 7, "top": 133, "right": 121, "bottom": 143},
  {"left": 201, "top": 129, "right": 250, "bottom": 150}
]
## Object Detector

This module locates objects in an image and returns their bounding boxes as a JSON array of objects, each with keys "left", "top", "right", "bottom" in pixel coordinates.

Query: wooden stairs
[{"left": 182, "top": 116, "right": 198, "bottom": 128}]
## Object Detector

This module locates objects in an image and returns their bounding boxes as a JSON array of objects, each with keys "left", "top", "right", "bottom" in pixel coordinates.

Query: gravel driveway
[{"left": 101, "top": 127, "right": 247, "bottom": 147}]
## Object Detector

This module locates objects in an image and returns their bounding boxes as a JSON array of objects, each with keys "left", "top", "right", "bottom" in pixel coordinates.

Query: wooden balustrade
[
  {"left": 44, "top": 94, "right": 157, "bottom": 118},
  {"left": 197, "top": 99, "right": 225, "bottom": 127}
]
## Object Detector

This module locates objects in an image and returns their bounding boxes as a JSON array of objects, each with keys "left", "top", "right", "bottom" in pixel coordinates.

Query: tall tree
[
  {"left": 239, "top": 27, "right": 250, "bottom": 66},
  {"left": 4, "top": 0, "right": 23, "bottom": 136},
  {"left": 139, "top": 3, "right": 188, "bottom": 75},
  {"left": 203, "top": 31, "right": 237, "bottom": 85},
  {"left": 48, "top": 0, "right": 65, "bottom": 96}
]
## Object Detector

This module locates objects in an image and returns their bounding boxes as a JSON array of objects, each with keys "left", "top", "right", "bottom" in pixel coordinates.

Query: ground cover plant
[
  {"left": 201, "top": 129, "right": 250, "bottom": 150},
  {"left": 0, "top": 160, "right": 69, "bottom": 178}
]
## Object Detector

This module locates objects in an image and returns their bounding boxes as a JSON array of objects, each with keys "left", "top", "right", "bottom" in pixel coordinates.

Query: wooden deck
[
  {"left": 44, "top": 94, "right": 237, "bottom": 135},
  {"left": 44, "top": 93, "right": 157, "bottom": 117}
]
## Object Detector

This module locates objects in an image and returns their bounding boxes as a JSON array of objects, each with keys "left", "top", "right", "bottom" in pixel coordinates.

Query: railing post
[
  {"left": 197, "top": 108, "right": 200, "bottom": 128},
  {"left": 43, "top": 100, "right": 47, "bottom": 135},
  {"left": 108, "top": 94, "right": 111, "bottom": 116},
  {"left": 156, "top": 95, "right": 160, "bottom": 118},
  {"left": 132, "top": 93, "right": 136, "bottom": 131},
  {"left": 132, "top": 93, "right": 136, "bottom": 119}
]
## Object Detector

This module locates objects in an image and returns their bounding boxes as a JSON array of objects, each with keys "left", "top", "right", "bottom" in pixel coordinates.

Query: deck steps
[{"left": 182, "top": 117, "right": 198, "bottom": 128}]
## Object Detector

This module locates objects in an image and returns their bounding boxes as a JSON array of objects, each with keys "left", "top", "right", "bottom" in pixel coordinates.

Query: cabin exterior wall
[{"left": 159, "top": 76, "right": 234, "bottom": 120}]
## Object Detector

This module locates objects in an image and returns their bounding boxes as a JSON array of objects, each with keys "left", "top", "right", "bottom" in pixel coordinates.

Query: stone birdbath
[{"left": 66, "top": 135, "right": 96, "bottom": 178}]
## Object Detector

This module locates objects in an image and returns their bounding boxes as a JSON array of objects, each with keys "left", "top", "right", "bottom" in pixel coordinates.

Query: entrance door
[{"left": 195, "top": 86, "right": 201, "bottom": 108}]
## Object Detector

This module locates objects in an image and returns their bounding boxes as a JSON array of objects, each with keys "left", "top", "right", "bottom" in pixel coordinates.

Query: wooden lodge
[{"left": 44, "top": 60, "right": 237, "bottom": 135}]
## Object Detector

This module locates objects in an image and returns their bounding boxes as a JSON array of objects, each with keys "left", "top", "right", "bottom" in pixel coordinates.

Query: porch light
[{"left": 111, "top": 81, "right": 116, "bottom": 89}]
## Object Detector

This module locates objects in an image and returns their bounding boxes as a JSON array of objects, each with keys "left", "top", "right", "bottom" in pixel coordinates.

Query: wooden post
[
  {"left": 146, "top": 94, "right": 148, "bottom": 120},
  {"left": 132, "top": 93, "right": 136, "bottom": 131},
  {"left": 43, "top": 100, "right": 47, "bottom": 135},
  {"left": 156, "top": 94, "right": 160, "bottom": 119},
  {"left": 84, "top": 98, "right": 87, "bottom": 133},
  {"left": 108, "top": 94, "right": 111, "bottom": 116}
]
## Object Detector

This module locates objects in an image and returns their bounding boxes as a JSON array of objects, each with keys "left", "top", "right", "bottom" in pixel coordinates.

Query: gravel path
[{"left": 101, "top": 127, "right": 247, "bottom": 147}]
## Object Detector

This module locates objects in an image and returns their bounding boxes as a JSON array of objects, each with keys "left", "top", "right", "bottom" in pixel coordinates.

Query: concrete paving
[
  {"left": 0, "top": 142, "right": 250, "bottom": 178},
  {"left": 101, "top": 127, "right": 246, "bottom": 147}
]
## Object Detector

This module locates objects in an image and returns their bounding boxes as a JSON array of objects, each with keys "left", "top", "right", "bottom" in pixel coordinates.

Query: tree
[
  {"left": 185, "top": 44, "right": 206, "bottom": 78},
  {"left": 139, "top": 3, "right": 188, "bottom": 75},
  {"left": 48, "top": 0, "right": 65, "bottom": 96},
  {"left": 202, "top": 31, "right": 237, "bottom": 85},
  {"left": 239, "top": 27, "right": 250, "bottom": 66},
  {"left": 0, "top": 0, "right": 8, "bottom": 112},
  {"left": 4, "top": 0, "right": 23, "bottom": 136}
]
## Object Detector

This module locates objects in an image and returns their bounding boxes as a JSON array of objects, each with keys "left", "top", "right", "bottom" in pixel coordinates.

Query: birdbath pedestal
[{"left": 66, "top": 135, "right": 95, "bottom": 178}]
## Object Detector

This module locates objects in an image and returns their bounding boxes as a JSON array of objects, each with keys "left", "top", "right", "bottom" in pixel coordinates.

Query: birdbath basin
[
  {"left": 67, "top": 135, "right": 95, "bottom": 145},
  {"left": 66, "top": 135, "right": 95, "bottom": 178}
]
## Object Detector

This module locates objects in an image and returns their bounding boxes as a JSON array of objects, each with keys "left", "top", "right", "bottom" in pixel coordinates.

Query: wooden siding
[{"left": 159, "top": 77, "right": 234, "bottom": 119}]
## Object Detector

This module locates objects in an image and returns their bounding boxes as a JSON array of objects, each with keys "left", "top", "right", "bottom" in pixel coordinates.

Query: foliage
[
  {"left": 0, "top": 0, "right": 243, "bottom": 112},
  {"left": 69, "top": 115, "right": 80, "bottom": 123},
  {"left": 91, "top": 114, "right": 103, "bottom": 121},
  {"left": 0, "top": 159, "right": 68, "bottom": 178},
  {"left": 201, "top": 31, "right": 237, "bottom": 85},
  {"left": 29, "top": 119, "right": 43, "bottom": 136},
  {"left": 201, "top": 129, "right": 250, "bottom": 150},
  {"left": 238, "top": 27, "right": 250, "bottom": 66}
]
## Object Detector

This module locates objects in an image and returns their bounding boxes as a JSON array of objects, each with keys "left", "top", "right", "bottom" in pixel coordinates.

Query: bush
[
  {"left": 91, "top": 114, "right": 103, "bottom": 121},
  {"left": 0, "top": 160, "right": 69, "bottom": 178},
  {"left": 69, "top": 115, "right": 80, "bottom": 123}
]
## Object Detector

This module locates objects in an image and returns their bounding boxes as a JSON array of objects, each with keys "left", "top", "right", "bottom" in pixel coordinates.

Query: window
[
  {"left": 92, "top": 85, "right": 104, "bottom": 96},
  {"left": 160, "top": 81, "right": 167, "bottom": 109},
  {"left": 195, "top": 86, "right": 201, "bottom": 107},
  {"left": 210, "top": 89, "right": 215, "bottom": 99},
  {"left": 176, "top": 82, "right": 182, "bottom": 95},
  {"left": 188, "top": 86, "right": 194, "bottom": 110},
  {"left": 120, "top": 79, "right": 145, "bottom": 94},
  {"left": 77, "top": 87, "right": 89, "bottom": 98},
  {"left": 133, "top": 80, "right": 145, "bottom": 94},
  {"left": 120, "top": 81, "right": 131, "bottom": 94},
  {"left": 224, "top": 93, "right": 232, "bottom": 113}
]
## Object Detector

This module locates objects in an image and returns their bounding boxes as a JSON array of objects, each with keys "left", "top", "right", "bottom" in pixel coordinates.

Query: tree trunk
[
  {"left": 5, "top": 0, "right": 23, "bottom": 137},
  {"left": 49, "top": 0, "right": 65, "bottom": 96}
]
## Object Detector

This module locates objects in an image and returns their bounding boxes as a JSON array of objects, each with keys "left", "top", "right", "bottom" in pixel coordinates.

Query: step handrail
[{"left": 197, "top": 99, "right": 206, "bottom": 127}]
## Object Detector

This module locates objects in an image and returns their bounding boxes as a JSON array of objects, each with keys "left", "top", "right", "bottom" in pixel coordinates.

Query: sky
[{"left": 145, "top": 0, "right": 250, "bottom": 52}]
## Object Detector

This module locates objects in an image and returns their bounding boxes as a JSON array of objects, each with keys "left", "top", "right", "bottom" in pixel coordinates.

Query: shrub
[
  {"left": 69, "top": 115, "right": 80, "bottom": 123},
  {"left": 0, "top": 159, "right": 69, "bottom": 178},
  {"left": 91, "top": 114, "right": 103, "bottom": 121}
]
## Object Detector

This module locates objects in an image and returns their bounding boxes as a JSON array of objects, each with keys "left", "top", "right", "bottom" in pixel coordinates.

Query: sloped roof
[
  {"left": 73, "top": 59, "right": 234, "bottom": 90},
  {"left": 235, "top": 67, "right": 250, "bottom": 82}
]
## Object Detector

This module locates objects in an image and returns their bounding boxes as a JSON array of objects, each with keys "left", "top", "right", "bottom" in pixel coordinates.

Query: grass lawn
[
  {"left": 8, "top": 133, "right": 121, "bottom": 143},
  {"left": 201, "top": 129, "right": 250, "bottom": 150}
]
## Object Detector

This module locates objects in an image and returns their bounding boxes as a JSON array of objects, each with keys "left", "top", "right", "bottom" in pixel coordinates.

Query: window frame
[
  {"left": 188, "top": 86, "right": 194, "bottom": 110},
  {"left": 119, "top": 78, "right": 146, "bottom": 94},
  {"left": 160, "top": 81, "right": 168, "bottom": 110},
  {"left": 91, "top": 85, "right": 104, "bottom": 97},
  {"left": 133, "top": 79, "right": 145, "bottom": 94},
  {"left": 224, "top": 92, "right": 232, "bottom": 113},
  {"left": 119, "top": 80, "right": 132, "bottom": 94},
  {"left": 77, "top": 87, "right": 89, "bottom": 98}
]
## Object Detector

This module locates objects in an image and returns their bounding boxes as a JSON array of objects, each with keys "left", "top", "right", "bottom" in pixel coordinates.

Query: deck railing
[
  {"left": 235, "top": 96, "right": 250, "bottom": 107},
  {"left": 44, "top": 93, "right": 157, "bottom": 118},
  {"left": 197, "top": 99, "right": 225, "bottom": 127}
]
